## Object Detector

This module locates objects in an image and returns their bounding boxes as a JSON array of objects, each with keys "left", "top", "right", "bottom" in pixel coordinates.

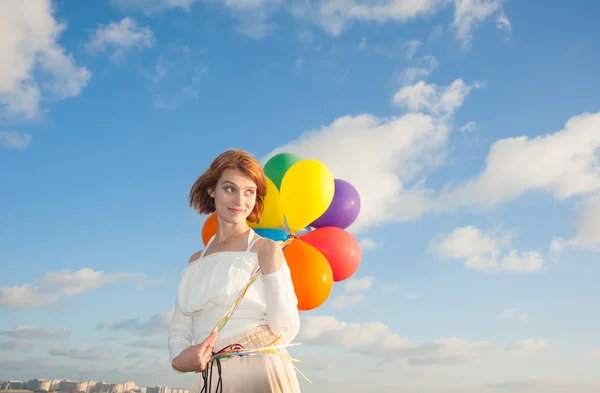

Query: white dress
[{"left": 168, "top": 229, "right": 302, "bottom": 393}]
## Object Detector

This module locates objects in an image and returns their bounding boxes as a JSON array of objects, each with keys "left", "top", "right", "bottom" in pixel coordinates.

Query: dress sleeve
[
  {"left": 168, "top": 297, "right": 194, "bottom": 372},
  {"left": 260, "top": 251, "right": 301, "bottom": 345}
]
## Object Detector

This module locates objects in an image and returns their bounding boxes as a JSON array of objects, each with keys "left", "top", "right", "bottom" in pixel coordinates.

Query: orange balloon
[
  {"left": 283, "top": 239, "right": 333, "bottom": 311},
  {"left": 201, "top": 213, "right": 218, "bottom": 246}
]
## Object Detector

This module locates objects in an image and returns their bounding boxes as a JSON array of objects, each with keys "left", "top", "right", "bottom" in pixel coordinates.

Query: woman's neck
[{"left": 215, "top": 219, "right": 250, "bottom": 243}]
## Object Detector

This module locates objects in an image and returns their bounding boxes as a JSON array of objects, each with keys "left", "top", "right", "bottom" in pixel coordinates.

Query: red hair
[{"left": 189, "top": 150, "right": 267, "bottom": 223}]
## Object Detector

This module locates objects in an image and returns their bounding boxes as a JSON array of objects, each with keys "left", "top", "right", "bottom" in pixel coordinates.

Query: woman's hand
[
  {"left": 257, "top": 239, "right": 283, "bottom": 275},
  {"left": 172, "top": 332, "right": 218, "bottom": 372}
]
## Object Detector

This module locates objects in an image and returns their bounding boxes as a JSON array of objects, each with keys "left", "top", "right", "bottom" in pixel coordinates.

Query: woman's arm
[
  {"left": 258, "top": 240, "right": 301, "bottom": 344},
  {"left": 168, "top": 298, "right": 194, "bottom": 372},
  {"left": 168, "top": 251, "right": 203, "bottom": 372}
]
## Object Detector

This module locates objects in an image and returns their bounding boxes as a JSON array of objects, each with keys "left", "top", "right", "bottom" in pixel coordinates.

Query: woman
[{"left": 168, "top": 149, "right": 302, "bottom": 393}]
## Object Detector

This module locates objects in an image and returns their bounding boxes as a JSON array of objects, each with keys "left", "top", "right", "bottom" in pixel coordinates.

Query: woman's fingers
[{"left": 201, "top": 332, "right": 219, "bottom": 359}]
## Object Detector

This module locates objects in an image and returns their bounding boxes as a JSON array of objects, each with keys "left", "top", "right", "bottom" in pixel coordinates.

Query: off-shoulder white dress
[{"left": 168, "top": 229, "right": 302, "bottom": 393}]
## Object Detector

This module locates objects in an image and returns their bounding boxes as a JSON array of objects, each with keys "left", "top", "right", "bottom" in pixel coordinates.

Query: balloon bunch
[{"left": 202, "top": 152, "right": 362, "bottom": 311}]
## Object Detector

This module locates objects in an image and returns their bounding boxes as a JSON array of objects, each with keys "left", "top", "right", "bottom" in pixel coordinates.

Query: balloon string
[
  {"left": 210, "top": 332, "right": 312, "bottom": 384},
  {"left": 211, "top": 265, "right": 262, "bottom": 334}
]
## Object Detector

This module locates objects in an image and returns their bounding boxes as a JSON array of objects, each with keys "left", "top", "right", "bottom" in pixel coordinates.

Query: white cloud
[
  {"left": 1, "top": 325, "right": 70, "bottom": 340},
  {"left": 567, "top": 193, "right": 600, "bottom": 249},
  {"left": 394, "top": 78, "right": 486, "bottom": 117},
  {"left": 452, "top": 0, "right": 506, "bottom": 48},
  {"left": 111, "top": 0, "right": 508, "bottom": 44},
  {"left": 264, "top": 66, "right": 600, "bottom": 254},
  {"left": 344, "top": 276, "right": 373, "bottom": 292},
  {"left": 329, "top": 277, "right": 372, "bottom": 308},
  {"left": 382, "top": 283, "right": 399, "bottom": 293},
  {"left": 111, "top": 0, "right": 281, "bottom": 39},
  {"left": 122, "top": 358, "right": 164, "bottom": 371},
  {"left": 144, "top": 44, "right": 208, "bottom": 110},
  {"left": 126, "top": 349, "right": 157, "bottom": 358},
  {"left": 298, "top": 316, "right": 548, "bottom": 366},
  {"left": 127, "top": 339, "right": 166, "bottom": 350},
  {"left": 400, "top": 55, "right": 439, "bottom": 85},
  {"left": 291, "top": 0, "right": 439, "bottom": 36},
  {"left": 499, "top": 308, "right": 527, "bottom": 321},
  {"left": 97, "top": 311, "right": 173, "bottom": 336},
  {"left": 430, "top": 112, "right": 600, "bottom": 252},
  {"left": 405, "top": 293, "right": 420, "bottom": 300},
  {"left": 504, "top": 339, "right": 548, "bottom": 352},
  {"left": 48, "top": 346, "right": 113, "bottom": 361},
  {"left": 402, "top": 40, "right": 422, "bottom": 60},
  {"left": 398, "top": 39, "right": 438, "bottom": 83},
  {"left": 0, "top": 340, "right": 35, "bottom": 352},
  {"left": 85, "top": 18, "right": 153, "bottom": 60},
  {"left": 546, "top": 193, "right": 600, "bottom": 253},
  {"left": 358, "top": 37, "right": 367, "bottom": 50},
  {"left": 264, "top": 112, "right": 443, "bottom": 232},
  {"left": 264, "top": 77, "right": 480, "bottom": 233},
  {"left": 296, "top": 316, "right": 390, "bottom": 346},
  {"left": 109, "top": 0, "right": 197, "bottom": 14},
  {"left": 0, "top": 268, "right": 163, "bottom": 309},
  {"left": 496, "top": 11, "right": 512, "bottom": 39},
  {"left": 429, "top": 225, "right": 544, "bottom": 273},
  {"left": 429, "top": 24, "right": 445, "bottom": 40},
  {"left": 330, "top": 293, "right": 365, "bottom": 309},
  {"left": 359, "top": 238, "right": 377, "bottom": 250},
  {"left": 0, "top": 0, "right": 90, "bottom": 120},
  {"left": 549, "top": 237, "right": 566, "bottom": 254},
  {"left": 434, "top": 112, "right": 600, "bottom": 211},
  {"left": 0, "top": 131, "right": 31, "bottom": 150},
  {"left": 111, "top": 0, "right": 282, "bottom": 14},
  {"left": 389, "top": 336, "right": 498, "bottom": 365},
  {"left": 291, "top": 0, "right": 508, "bottom": 45},
  {"left": 459, "top": 120, "right": 476, "bottom": 132}
]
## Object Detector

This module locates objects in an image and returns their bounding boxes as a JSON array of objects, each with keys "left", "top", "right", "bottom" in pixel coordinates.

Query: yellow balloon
[
  {"left": 280, "top": 159, "right": 335, "bottom": 233},
  {"left": 249, "top": 177, "right": 285, "bottom": 229}
]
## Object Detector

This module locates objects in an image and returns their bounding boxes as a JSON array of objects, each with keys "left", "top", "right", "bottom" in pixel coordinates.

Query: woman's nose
[{"left": 234, "top": 193, "right": 244, "bottom": 205}]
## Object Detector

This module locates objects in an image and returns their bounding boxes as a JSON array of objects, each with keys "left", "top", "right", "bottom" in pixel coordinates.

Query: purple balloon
[{"left": 311, "top": 179, "right": 361, "bottom": 229}]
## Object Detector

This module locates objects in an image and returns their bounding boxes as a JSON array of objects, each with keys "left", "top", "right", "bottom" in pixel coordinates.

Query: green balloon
[{"left": 264, "top": 153, "right": 303, "bottom": 189}]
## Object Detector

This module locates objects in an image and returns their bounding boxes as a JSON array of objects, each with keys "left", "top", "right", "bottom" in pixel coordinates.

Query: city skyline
[{"left": 1, "top": 378, "right": 186, "bottom": 393}]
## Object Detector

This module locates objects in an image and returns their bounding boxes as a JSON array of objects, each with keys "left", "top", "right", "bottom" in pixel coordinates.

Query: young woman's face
[{"left": 212, "top": 168, "right": 257, "bottom": 225}]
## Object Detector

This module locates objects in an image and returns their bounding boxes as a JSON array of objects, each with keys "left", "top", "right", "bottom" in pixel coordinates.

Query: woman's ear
[{"left": 207, "top": 188, "right": 214, "bottom": 198}]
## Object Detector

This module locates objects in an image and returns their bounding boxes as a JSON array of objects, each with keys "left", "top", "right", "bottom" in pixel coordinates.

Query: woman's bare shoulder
[{"left": 188, "top": 250, "right": 203, "bottom": 264}]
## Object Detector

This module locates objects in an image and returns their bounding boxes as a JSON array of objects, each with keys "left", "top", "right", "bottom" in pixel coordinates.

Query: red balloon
[{"left": 300, "top": 227, "right": 362, "bottom": 282}]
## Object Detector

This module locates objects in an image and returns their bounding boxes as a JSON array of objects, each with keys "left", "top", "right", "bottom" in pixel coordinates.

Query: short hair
[{"left": 189, "top": 149, "right": 267, "bottom": 223}]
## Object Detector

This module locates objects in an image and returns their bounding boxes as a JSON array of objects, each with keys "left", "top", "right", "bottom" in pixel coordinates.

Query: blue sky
[{"left": 1, "top": 0, "right": 600, "bottom": 392}]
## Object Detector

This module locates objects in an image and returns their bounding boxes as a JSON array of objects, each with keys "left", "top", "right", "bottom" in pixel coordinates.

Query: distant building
[
  {"left": 0, "top": 380, "right": 26, "bottom": 390},
  {"left": 146, "top": 386, "right": 188, "bottom": 393},
  {"left": 1, "top": 379, "right": 182, "bottom": 393},
  {"left": 87, "top": 381, "right": 139, "bottom": 393},
  {"left": 26, "top": 378, "right": 61, "bottom": 391}
]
